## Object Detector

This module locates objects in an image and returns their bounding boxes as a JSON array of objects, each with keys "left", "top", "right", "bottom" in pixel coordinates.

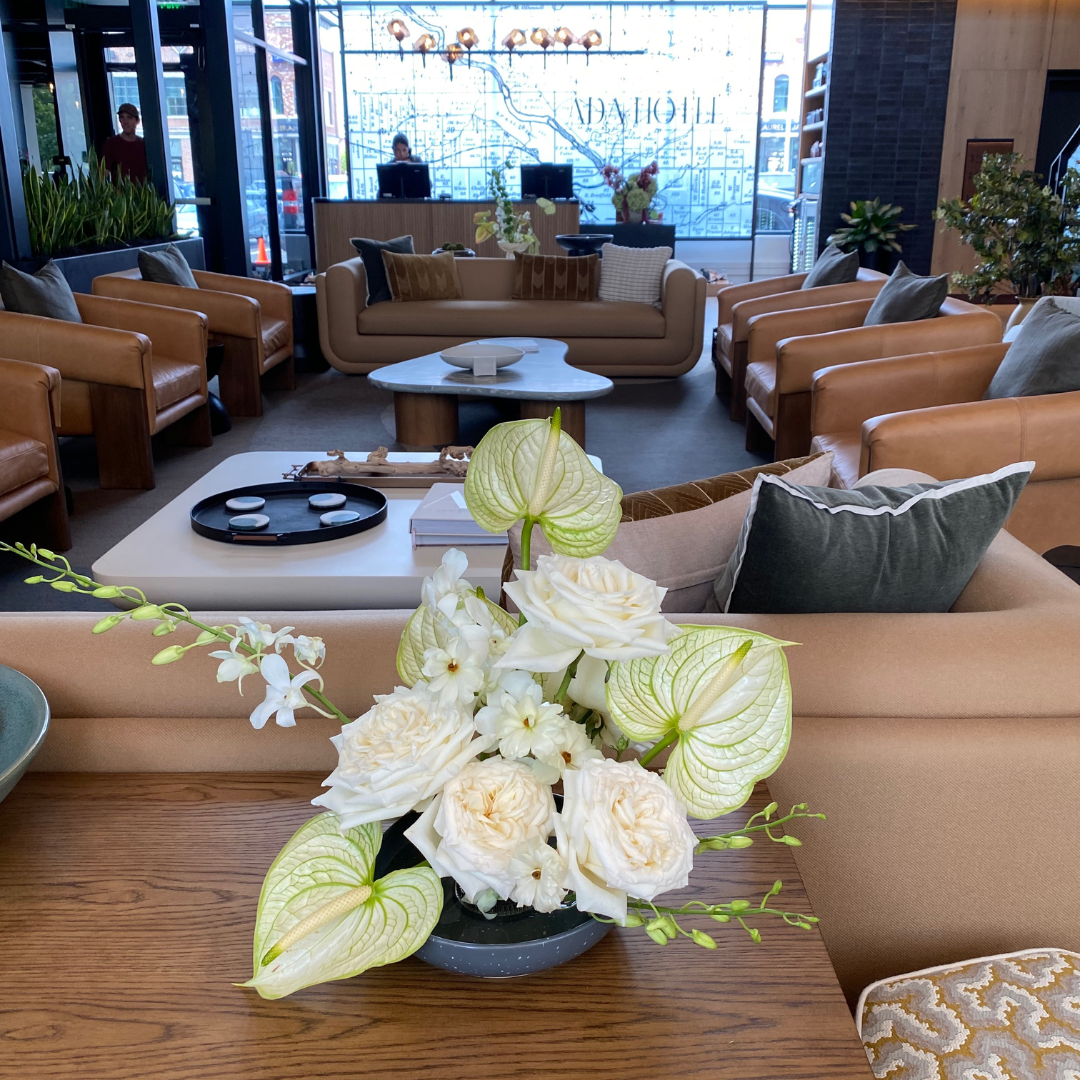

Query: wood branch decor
[{"left": 285, "top": 446, "right": 473, "bottom": 486}]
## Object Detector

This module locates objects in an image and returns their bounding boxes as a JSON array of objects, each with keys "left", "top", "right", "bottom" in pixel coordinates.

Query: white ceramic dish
[{"left": 439, "top": 342, "right": 524, "bottom": 370}]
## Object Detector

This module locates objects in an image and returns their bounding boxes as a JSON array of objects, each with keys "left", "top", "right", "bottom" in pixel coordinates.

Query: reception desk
[{"left": 312, "top": 198, "right": 580, "bottom": 271}]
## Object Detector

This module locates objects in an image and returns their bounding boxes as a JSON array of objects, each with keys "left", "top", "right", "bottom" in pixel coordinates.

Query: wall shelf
[
  {"left": 804, "top": 84, "right": 827, "bottom": 98},
  {"left": 802, "top": 121, "right": 825, "bottom": 133}
]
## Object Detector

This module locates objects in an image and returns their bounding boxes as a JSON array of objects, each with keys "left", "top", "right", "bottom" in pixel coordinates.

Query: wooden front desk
[{"left": 313, "top": 198, "right": 580, "bottom": 271}]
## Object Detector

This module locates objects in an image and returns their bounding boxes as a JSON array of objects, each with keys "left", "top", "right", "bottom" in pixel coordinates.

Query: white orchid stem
[
  {"left": 261, "top": 884, "right": 373, "bottom": 966},
  {"left": 677, "top": 640, "right": 754, "bottom": 733},
  {"left": 526, "top": 408, "right": 562, "bottom": 518}
]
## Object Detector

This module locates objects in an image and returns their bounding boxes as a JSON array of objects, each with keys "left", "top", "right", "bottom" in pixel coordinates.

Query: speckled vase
[{"left": 0, "top": 664, "right": 49, "bottom": 804}]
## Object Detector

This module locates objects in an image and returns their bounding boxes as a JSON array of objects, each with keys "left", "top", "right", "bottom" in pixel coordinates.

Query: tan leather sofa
[
  {"left": 5, "top": 517, "right": 1079, "bottom": 1009},
  {"left": 714, "top": 269, "right": 887, "bottom": 421},
  {"left": 316, "top": 256, "right": 707, "bottom": 376},
  {"left": 92, "top": 269, "right": 294, "bottom": 418},
  {"left": 0, "top": 358, "right": 69, "bottom": 550},
  {"left": 0, "top": 295, "right": 209, "bottom": 489},
  {"left": 742, "top": 296, "right": 1002, "bottom": 461},
  {"left": 810, "top": 341, "right": 1080, "bottom": 554}
]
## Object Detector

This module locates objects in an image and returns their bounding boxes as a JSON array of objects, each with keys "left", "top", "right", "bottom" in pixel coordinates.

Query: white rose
[
  {"left": 405, "top": 758, "right": 556, "bottom": 903},
  {"left": 497, "top": 554, "right": 677, "bottom": 672},
  {"left": 508, "top": 838, "right": 568, "bottom": 913},
  {"left": 558, "top": 757, "right": 697, "bottom": 921},
  {"left": 312, "top": 685, "right": 493, "bottom": 828}
]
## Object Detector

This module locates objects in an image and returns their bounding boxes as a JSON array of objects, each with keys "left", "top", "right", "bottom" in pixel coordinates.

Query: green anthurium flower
[
  {"left": 463, "top": 409, "right": 622, "bottom": 562},
  {"left": 606, "top": 627, "right": 795, "bottom": 820},
  {"left": 242, "top": 813, "right": 442, "bottom": 1000}
]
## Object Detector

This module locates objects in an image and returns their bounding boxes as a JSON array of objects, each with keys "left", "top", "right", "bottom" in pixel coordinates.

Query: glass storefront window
[
  {"left": 318, "top": 6, "right": 348, "bottom": 199},
  {"left": 234, "top": 1, "right": 273, "bottom": 275}
]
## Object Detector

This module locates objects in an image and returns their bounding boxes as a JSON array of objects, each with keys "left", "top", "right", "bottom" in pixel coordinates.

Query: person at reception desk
[{"left": 389, "top": 133, "right": 421, "bottom": 163}]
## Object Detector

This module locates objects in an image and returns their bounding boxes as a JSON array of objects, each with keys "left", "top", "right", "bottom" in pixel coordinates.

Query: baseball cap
[{"left": 117, "top": 103, "right": 140, "bottom": 120}]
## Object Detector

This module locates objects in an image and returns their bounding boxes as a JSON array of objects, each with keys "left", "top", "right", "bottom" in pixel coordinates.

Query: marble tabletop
[{"left": 368, "top": 338, "right": 614, "bottom": 400}]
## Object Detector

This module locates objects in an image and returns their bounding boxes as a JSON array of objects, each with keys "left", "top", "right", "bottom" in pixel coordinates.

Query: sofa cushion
[
  {"left": 745, "top": 359, "right": 777, "bottom": 417},
  {"left": 985, "top": 296, "right": 1080, "bottom": 399},
  {"left": 0, "top": 261, "right": 82, "bottom": 323},
  {"left": 863, "top": 261, "right": 948, "bottom": 326},
  {"left": 512, "top": 253, "right": 599, "bottom": 301},
  {"left": 261, "top": 318, "right": 290, "bottom": 358},
  {"left": 0, "top": 430, "right": 50, "bottom": 494},
  {"left": 801, "top": 243, "right": 859, "bottom": 289},
  {"left": 809, "top": 432, "right": 861, "bottom": 488},
  {"left": 711, "top": 460, "right": 1032, "bottom": 614},
  {"left": 151, "top": 356, "right": 203, "bottom": 411},
  {"left": 350, "top": 234, "right": 414, "bottom": 306},
  {"left": 598, "top": 244, "right": 672, "bottom": 306},
  {"left": 356, "top": 298, "right": 666, "bottom": 339},
  {"left": 138, "top": 243, "right": 198, "bottom": 288},
  {"left": 858, "top": 949, "right": 1080, "bottom": 1080}
]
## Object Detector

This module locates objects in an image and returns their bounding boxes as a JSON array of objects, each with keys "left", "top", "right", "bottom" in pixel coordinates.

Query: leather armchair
[
  {"left": 0, "top": 358, "right": 70, "bottom": 550},
  {"left": 92, "top": 269, "right": 294, "bottom": 418},
  {"left": 714, "top": 269, "right": 886, "bottom": 421},
  {"left": 809, "top": 341, "right": 1080, "bottom": 554},
  {"left": 0, "top": 294, "right": 210, "bottom": 490},
  {"left": 742, "top": 296, "right": 1002, "bottom": 461}
]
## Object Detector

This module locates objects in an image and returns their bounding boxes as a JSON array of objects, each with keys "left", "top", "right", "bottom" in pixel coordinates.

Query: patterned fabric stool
[{"left": 857, "top": 949, "right": 1080, "bottom": 1078}]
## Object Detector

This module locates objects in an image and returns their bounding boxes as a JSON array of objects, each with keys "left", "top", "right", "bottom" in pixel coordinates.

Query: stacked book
[{"left": 410, "top": 483, "right": 507, "bottom": 547}]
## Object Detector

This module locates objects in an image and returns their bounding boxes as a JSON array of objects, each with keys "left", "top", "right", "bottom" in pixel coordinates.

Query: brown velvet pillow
[
  {"left": 511, "top": 253, "right": 600, "bottom": 301},
  {"left": 382, "top": 250, "right": 463, "bottom": 302}
]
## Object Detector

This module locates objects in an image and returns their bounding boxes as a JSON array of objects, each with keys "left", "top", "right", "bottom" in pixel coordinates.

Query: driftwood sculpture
[{"left": 284, "top": 447, "right": 473, "bottom": 480}]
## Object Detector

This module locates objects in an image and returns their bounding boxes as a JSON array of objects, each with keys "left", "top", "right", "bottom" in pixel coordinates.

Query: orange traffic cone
[{"left": 254, "top": 236, "right": 271, "bottom": 266}]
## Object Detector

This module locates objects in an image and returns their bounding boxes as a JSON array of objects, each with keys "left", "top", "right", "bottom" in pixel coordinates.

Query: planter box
[{"left": 45, "top": 238, "right": 206, "bottom": 295}]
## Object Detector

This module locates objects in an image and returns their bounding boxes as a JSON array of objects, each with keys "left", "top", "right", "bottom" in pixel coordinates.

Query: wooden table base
[{"left": 394, "top": 392, "right": 587, "bottom": 447}]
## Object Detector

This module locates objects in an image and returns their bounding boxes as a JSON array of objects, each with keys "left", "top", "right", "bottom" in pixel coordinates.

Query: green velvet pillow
[
  {"left": 862, "top": 261, "right": 948, "bottom": 325},
  {"left": 984, "top": 297, "right": 1080, "bottom": 399},
  {"left": 0, "top": 261, "right": 83, "bottom": 323},
  {"left": 138, "top": 243, "right": 198, "bottom": 288},
  {"left": 801, "top": 243, "right": 859, "bottom": 289}
]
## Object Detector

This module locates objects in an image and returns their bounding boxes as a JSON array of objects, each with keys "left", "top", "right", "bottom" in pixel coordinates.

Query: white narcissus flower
[
  {"left": 422, "top": 636, "right": 485, "bottom": 708},
  {"left": 209, "top": 637, "right": 259, "bottom": 690},
  {"left": 405, "top": 758, "right": 556, "bottom": 904},
  {"left": 312, "top": 685, "right": 491, "bottom": 829},
  {"left": 498, "top": 554, "right": 677, "bottom": 673},
  {"left": 474, "top": 681, "right": 567, "bottom": 762},
  {"left": 236, "top": 617, "right": 294, "bottom": 652},
  {"left": 537, "top": 721, "right": 603, "bottom": 777},
  {"left": 278, "top": 633, "right": 326, "bottom": 668},
  {"left": 558, "top": 757, "right": 697, "bottom": 922},
  {"left": 508, "top": 838, "right": 568, "bottom": 913},
  {"left": 249, "top": 653, "right": 322, "bottom": 730}
]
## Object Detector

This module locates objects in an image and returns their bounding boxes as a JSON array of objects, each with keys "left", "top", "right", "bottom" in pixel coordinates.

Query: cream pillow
[{"left": 506, "top": 452, "right": 834, "bottom": 613}]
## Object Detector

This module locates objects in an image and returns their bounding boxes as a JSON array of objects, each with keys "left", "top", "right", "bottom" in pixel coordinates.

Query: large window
[{"left": 322, "top": 1, "right": 804, "bottom": 238}]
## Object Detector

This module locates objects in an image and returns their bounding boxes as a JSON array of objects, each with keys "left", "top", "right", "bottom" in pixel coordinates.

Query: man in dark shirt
[{"left": 103, "top": 103, "right": 148, "bottom": 182}]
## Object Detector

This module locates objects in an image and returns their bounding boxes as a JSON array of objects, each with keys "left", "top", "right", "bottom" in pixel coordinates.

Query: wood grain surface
[{"left": 0, "top": 774, "right": 871, "bottom": 1080}]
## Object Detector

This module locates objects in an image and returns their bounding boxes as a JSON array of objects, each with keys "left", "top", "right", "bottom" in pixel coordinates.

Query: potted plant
[
  {"left": 602, "top": 161, "right": 659, "bottom": 224},
  {"left": 432, "top": 242, "right": 476, "bottom": 257},
  {"left": 474, "top": 161, "right": 555, "bottom": 256},
  {"left": 827, "top": 197, "right": 914, "bottom": 272},
  {"left": 935, "top": 153, "right": 1080, "bottom": 325}
]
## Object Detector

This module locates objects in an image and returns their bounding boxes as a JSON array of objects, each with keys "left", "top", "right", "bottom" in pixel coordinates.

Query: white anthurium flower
[
  {"left": 474, "top": 680, "right": 568, "bottom": 762},
  {"left": 278, "top": 633, "right": 326, "bottom": 668},
  {"left": 558, "top": 756, "right": 697, "bottom": 922},
  {"left": 508, "top": 838, "right": 568, "bottom": 913},
  {"left": 249, "top": 653, "right": 323, "bottom": 730},
  {"left": 209, "top": 637, "right": 259, "bottom": 691},
  {"left": 421, "top": 636, "right": 486, "bottom": 708},
  {"left": 498, "top": 554, "right": 678, "bottom": 673},
  {"left": 313, "top": 685, "right": 492, "bottom": 829},
  {"left": 405, "top": 757, "right": 556, "bottom": 904},
  {"left": 237, "top": 617, "right": 295, "bottom": 652}
]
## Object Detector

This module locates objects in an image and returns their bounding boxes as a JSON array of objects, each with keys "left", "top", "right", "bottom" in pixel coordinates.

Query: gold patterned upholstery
[
  {"left": 382, "top": 250, "right": 463, "bottom": 302},
  {"left": 511, "top": 252, "right": 600, "bottom": 301}
]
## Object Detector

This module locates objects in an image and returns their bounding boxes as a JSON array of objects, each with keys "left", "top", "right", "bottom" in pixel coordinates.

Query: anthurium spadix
[
  {"left": 606, "top": 627, "right": 795, "bottom": 819},
  {"left": 243, "top": 813, "right": 441, "bottom": 999},
  {"left": 463, "top": 409, "right": 622, "bottom": 564}
]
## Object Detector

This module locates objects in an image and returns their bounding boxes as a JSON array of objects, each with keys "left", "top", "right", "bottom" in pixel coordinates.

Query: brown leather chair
[
  {"left": 742, "top": 296, "right": 1003, "bottom": 461},
  {"left": 809, "top": 340, "right": 1080, "bottom": 554},
  {"left": 92, "top": 269, "right": 294, "bottom": 418},
  {"left": 0, "top": 294, "right": 210, "bottom": 490},
  {"left": 714, "top": 268, "right": 887, "bottom": 421},
  {"left": 0, "top": 358, "right": 70, "bottom": 550}
]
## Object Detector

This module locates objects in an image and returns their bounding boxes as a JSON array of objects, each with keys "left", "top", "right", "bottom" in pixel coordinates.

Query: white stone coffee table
[
  {"left": 368, "top": 338, "right": 613, "bottom": 447},
  {"left": 91, "top": 450, "right": 600, "bottom": 611}
]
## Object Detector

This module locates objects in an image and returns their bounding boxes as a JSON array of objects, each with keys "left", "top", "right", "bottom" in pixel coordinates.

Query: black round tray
[{"left": 190, "top": 481, "right": 387, "bottom": 545}]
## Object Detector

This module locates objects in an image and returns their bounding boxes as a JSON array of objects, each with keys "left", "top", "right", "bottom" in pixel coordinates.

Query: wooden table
[{"left": 0, "top": 774, "right": 872, "bottom": 1079}]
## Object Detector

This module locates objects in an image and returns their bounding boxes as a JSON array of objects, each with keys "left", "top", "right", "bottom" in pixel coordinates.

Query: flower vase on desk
[{"left": 498, "top": 240, "right": 531, "bottom": 258}]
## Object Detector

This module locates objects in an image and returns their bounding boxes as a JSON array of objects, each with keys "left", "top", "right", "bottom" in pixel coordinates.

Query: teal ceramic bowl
[{"left": 0, "top": 664, "right": 49, "bottom": 804}]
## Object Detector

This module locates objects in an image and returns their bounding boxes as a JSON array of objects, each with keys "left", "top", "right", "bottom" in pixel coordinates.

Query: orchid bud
[
  {"left": 130, "top": 604, "right": 164, "bottom": 621},
  {"left": 692, "top": 929, "right": 717, "bottom": 949},
  {"left": 152, "top": 621, "right": 177, "bottom": 636},
  {"left": 782, "top": 835, "right": 802, "bottom": 847},
  {"left": 621, "top": 913, "right": 644, "bottom": 927},
  {"left": 727, "top": 835, "right": 753, "bottom": 849},
  {"left": 151, "top": 645, "right": 186, "bottom": 665},
  {"left": 50, "top": 580, "right": 77, "bottom": 592},
  {"left": 710, "top": 912, "right": 731, "bottom": 923},
  {"left": 92, "top": 614, "right": 125, "bottom": 634},
  {"left": 729, "top": 900, "right": 751, "bottom": 913},
  {"left": 92, "top": 586, "right": 122, "bottom": 598},
  {"left": 23, "top": 575, "right": 44, "bottom": 584},
  {"left": 763, "top": 801, "right": 778, "bottom": 819},
  {"left": 645, "top": 926, "right": 669, "bottom": 946}
]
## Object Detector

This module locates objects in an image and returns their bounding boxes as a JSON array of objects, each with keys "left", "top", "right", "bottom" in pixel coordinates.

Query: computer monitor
[
  {"left": 520, "top": 164, "right": 574, "bottom": 200},
  {"left": 376, "top": 162, "right": 432, "bottom": 199}
]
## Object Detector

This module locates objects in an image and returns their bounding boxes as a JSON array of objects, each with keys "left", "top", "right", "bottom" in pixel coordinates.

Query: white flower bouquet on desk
[{"left": 5, "top": 410, "right": 822, "bottom": 1000}]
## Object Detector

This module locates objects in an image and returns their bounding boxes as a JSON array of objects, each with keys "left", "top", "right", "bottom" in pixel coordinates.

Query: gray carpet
[{"left": 1, "top": 306, "right": 766, "bottom": 611}]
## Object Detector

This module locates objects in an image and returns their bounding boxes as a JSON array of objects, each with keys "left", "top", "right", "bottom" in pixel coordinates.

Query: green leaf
[
  {"left": 463, "top": 413, "right": 622, "bottom": 557},
  {"left": 243, "top": 813, "right": 442, "bottom": 1000},
  {"left": 606, "top": 626, "right": 793, "bottom": 819}
]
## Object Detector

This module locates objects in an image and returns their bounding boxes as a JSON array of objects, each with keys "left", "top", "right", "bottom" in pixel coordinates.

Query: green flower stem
[
  {"left": 554, "top": 649, "right": 585, "bottom": 706},
  {"left": 637, "top": 730, "right": 678, "bottom": 768},
  {"left": 696, "top": 805, "right": 826, "bottom": 850},
  {"left": 1, "top": 541, "right": 352, "bottom": 726},
  {"left": 520, "top": 515, "right": 535, "bottom": 573}
]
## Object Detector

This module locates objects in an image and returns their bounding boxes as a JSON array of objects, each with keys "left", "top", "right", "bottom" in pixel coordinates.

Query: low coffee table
[{"left": 368, "top": 338, "right": 613, "bottom": 448}]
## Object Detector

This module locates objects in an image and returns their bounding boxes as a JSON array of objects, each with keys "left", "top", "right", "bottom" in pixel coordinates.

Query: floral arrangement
[
  {"left": 4, "top": 410, "right": 822, "bottom": 1000},
  {"left": 474, "top": 159, "right": 555, "bottom": 254},
  {"left": 601, "top": 160, "right": 659, "bottom": 221}
]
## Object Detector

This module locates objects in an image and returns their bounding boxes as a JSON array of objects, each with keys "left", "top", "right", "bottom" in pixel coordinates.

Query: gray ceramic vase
[{"left": 0, "top": 664, "right": 49, "bottom": 803}]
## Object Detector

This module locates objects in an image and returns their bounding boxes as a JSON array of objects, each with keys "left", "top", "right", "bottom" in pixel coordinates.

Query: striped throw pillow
[
  {"left": 511, "top": 253, "right": 600, "bottom": 300},
  {"left": 598, "top": 243, "right": 672, "bottom": 307}
]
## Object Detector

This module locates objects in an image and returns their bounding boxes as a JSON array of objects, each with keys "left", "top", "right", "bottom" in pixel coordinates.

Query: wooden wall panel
[
  {"left": 1049, "top": 0, "right": 1080, "bottom": 67},
  {"left": 313, "top": 201, "right": 580, "bottom": 271}
]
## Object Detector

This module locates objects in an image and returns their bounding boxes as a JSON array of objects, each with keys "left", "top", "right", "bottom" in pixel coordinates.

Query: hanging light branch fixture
[
  {"left": 580, "top": 28, "right": 602, "bottom": 64},
  {"left": 502, "top": 28, "right": 526, "bottom": 66},
  {"left": 554, "top": 26, "right": 575, "bottom": 63},
  {"left": 387, "top": 17, "right": 409, "bottom": 59},
  {"left": 531, "top": 27, "right": 554, "bottom": 68},
  {"left": 413, "top": 33, "right": 436, "bottom": 67},
  {"left": 443, "top": 41, "right": 464, "bottom": 79},
  {"left": 457, "top": 26, "right": 479, "bottom": 66}
]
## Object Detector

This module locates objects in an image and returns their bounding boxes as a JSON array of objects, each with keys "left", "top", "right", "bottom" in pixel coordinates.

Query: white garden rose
[
  {"left": 558, "top": 756, "right": 697, "bottom": 921},
  {"left": 498, "top": 554, "right": 677, "bottom": 672},
  {"left": 405, "top": 757, "right": 556, "bottom": 904},
  {"left": 313, "top": 685, "right": 493, "bottom": 829}
]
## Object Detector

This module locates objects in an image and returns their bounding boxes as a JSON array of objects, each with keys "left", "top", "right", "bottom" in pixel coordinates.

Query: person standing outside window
[
  {"left": 103, "top": 104, "right": 148, "bottom": 182},
  {"left": 388, "top": 133, "right": 421, "bottom": 163}
]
